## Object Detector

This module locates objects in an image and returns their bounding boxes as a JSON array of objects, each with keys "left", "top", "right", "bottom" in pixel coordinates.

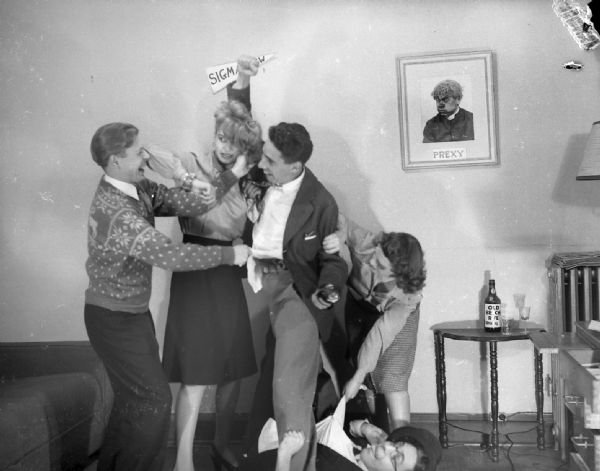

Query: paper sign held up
[{"left": 206, "top": 53, "right": 276, "bottom": 94}]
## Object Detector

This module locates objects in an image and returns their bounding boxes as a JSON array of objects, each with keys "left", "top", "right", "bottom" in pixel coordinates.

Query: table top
[{"left": 431, "top": 320, "right": 545, "bottom": 342}]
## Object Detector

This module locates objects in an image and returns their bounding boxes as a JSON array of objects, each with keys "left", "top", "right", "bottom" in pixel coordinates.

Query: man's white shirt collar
[
  {"left": 446, "top": 106, "right": 460, "bottom": 121},
  {"left": 271, "top": 168, "right": 305, "bottom": 192},
  {"left": 104, "top": 175, "right": 139, "bottom": 200}
]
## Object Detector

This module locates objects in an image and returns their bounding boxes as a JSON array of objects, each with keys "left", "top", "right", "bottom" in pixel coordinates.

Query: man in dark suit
[
  {"left": 241, "top": 420, "right": 441, "bottom": 471},
  {"left": 229, "top": 57, "right": 348, "bottom": 471},
  {"left": 245, "top": 121, "right": 348, "bottom": 471}
]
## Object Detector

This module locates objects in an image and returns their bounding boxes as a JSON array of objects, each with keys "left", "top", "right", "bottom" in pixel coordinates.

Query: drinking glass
[
  {"left": 519, "top": 306, "right": 531, "bottom": 333},
  {"left": 500, "top": 314, "right": 511, "bottom": 335}
]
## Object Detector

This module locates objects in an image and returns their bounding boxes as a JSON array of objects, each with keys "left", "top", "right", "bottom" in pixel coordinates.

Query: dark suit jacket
[
  {"left": 228, "top": 83, "right": 347, "bottom": 340},
  {"left": 240, "top": 444, "right": 362, "bottom": 471},
  {"left": 280, "top": 167, "right": 348, "bottom": 339}
]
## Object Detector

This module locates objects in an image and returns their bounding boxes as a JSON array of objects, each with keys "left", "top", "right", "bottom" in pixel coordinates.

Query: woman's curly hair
[
  {"left": 379, "top": 232, "right": 426, "bottom": 294},
  {"left": 214, "top": 100, "right": 263, "bottom": 164}
]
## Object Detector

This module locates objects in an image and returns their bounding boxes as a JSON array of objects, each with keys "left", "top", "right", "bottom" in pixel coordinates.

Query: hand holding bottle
[{"left": 311, "top": 284, "right": 340, "bottom": 310}]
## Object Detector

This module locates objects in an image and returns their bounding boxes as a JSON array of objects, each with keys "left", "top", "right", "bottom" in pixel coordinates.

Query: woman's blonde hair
[{"left": 214, "top": 100, "right": 263, "bottom": 164}]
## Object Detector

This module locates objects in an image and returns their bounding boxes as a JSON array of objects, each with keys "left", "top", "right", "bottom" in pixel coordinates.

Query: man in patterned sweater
[{"left": 84, "top": 122, "right": 251, "bottom": 471}]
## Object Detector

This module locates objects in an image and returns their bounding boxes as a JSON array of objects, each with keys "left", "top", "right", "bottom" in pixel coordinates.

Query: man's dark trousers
[{"left": 85, "top": 304, "right": 172, "bottom": 471}]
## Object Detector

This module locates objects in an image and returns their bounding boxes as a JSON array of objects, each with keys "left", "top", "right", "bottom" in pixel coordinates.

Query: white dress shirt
[
  {"left": 251, "top": 170, "right": 305, "bottom": 259},
  {"left": 247, "top": 170, "right": 305, "bottom": 292}
]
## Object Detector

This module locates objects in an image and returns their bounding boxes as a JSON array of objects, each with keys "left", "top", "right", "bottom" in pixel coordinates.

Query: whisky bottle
[{"left": 484, "top": 279, "right": 501, "bottom": 332}]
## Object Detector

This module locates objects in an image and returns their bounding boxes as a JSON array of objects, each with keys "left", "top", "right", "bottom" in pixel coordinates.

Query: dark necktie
[{"left": 136, "top": 185, "right": 153, "bottom": 215}]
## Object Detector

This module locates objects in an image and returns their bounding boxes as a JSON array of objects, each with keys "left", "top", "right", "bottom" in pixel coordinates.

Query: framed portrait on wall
[{"left": 396, "top": 50, "right": 498, "bottom": 170}]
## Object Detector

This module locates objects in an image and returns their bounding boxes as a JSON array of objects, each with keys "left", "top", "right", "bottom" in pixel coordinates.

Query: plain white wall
[{"left": 2, "top": 0, "right": 600, "bottom": 415}]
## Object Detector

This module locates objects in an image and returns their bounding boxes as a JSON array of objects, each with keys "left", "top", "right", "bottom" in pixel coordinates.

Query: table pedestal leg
[
  {"left": 434, "top": 331, "right": 448, "bottom": 448},
  {"left": 490, "top": 341, "right": 499, "bottom": 462},
  {"left": 534, "top": 347, "right": 545, "bottom": 449}
]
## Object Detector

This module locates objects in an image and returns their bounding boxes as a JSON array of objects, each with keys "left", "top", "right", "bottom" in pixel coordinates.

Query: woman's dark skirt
[{"left": 162, "top": 235, "right": 257, "bottom": 385}]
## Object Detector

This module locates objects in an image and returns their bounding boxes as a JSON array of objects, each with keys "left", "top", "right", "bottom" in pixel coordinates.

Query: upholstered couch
[{"left": 0, "top": 341, "right": 113, "bottom": 471}]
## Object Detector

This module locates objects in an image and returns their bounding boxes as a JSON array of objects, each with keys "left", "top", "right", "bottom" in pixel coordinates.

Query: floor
[
  {"left": 159, "top": 422, "right": 578, "bottom": 471},
  {"left": 84, "top": 420, "right": 578, "bottom": 471},
  {"left": 159, "top": 442, "right": 574, "bottom": 471}
]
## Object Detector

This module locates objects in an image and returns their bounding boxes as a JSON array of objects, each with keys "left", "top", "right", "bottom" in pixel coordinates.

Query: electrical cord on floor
[
  {"left": 446, "top": 419, "right": 552, "bottom": 470},
  {"left": 499, "top": 413, "right": 570, "bottom": 471},
  {"left": 444, "top": 421, "right": 493, "bottom": 453},
  {"left": 445, "top": 421, "right": 488, "bottom": 435},
  {"left": 502, "top": 429, "right": 517, "bottom": 471},
  {"left": 502, "top": 424, "right": 542, "bottom": 471}
]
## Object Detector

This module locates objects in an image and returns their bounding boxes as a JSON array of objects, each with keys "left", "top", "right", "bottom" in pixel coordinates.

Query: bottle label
[{"left": 484, "top": 303, "right": 501, "bottom": 329}]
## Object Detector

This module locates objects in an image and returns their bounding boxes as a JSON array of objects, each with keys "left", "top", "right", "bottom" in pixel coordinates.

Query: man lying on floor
[{"left": 240, "top": 406, "right": 441, "bottom": 471}]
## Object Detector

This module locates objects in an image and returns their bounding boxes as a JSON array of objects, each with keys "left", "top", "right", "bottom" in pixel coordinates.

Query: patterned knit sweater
[{"left": 85, "top": 174, "right": 237, "bottom": 312}]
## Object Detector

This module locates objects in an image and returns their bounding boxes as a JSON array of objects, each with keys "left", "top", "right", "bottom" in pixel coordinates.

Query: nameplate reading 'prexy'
[{"left": 431, "top": 148, "right": 467, "bottom": 160}]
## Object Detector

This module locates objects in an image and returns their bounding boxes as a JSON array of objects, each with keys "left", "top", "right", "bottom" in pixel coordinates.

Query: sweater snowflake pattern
[{"left": 85, "top": 175, "right": 237, "bottom": 312}]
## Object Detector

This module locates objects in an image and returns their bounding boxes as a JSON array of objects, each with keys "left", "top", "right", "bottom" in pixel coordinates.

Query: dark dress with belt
[{"left": 162, "top": 151, "right": 256, "bottom": 385}]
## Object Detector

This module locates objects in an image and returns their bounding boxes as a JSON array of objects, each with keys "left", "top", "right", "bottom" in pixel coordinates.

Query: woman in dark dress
[{"left": 158, "top": 59, "right": 263, "bottom": 471}]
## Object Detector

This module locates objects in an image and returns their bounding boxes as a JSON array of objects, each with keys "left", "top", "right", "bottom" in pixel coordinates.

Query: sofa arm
[
  {"left": 0, "top": 341, "right": 102, "bottom": 379},
  {"left": 0, "top": 341, "right": 114, "bottom": 471},
  {"left": 0, "top": 341, "right": 113, "bottom": 420}
]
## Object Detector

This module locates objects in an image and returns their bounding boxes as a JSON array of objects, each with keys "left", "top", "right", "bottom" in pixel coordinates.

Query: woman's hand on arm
[
  {"left": 323, "top": 212, "right": 351, "bottom": 254},
  {"left": 323, "top": 233, "right": 340, "bottom": 254}
]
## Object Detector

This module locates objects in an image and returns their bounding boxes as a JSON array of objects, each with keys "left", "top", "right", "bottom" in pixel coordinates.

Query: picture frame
[{"left": 396, "top": 50, "right": 499, "bottom": 170}]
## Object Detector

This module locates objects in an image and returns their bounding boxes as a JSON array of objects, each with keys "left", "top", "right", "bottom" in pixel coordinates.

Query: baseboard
[
  {"left": 168, "top": 412, "right": 555, "bottom": 447},
  {"left": 168, "top": 413, "right": 249, "bottom": 446}
]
